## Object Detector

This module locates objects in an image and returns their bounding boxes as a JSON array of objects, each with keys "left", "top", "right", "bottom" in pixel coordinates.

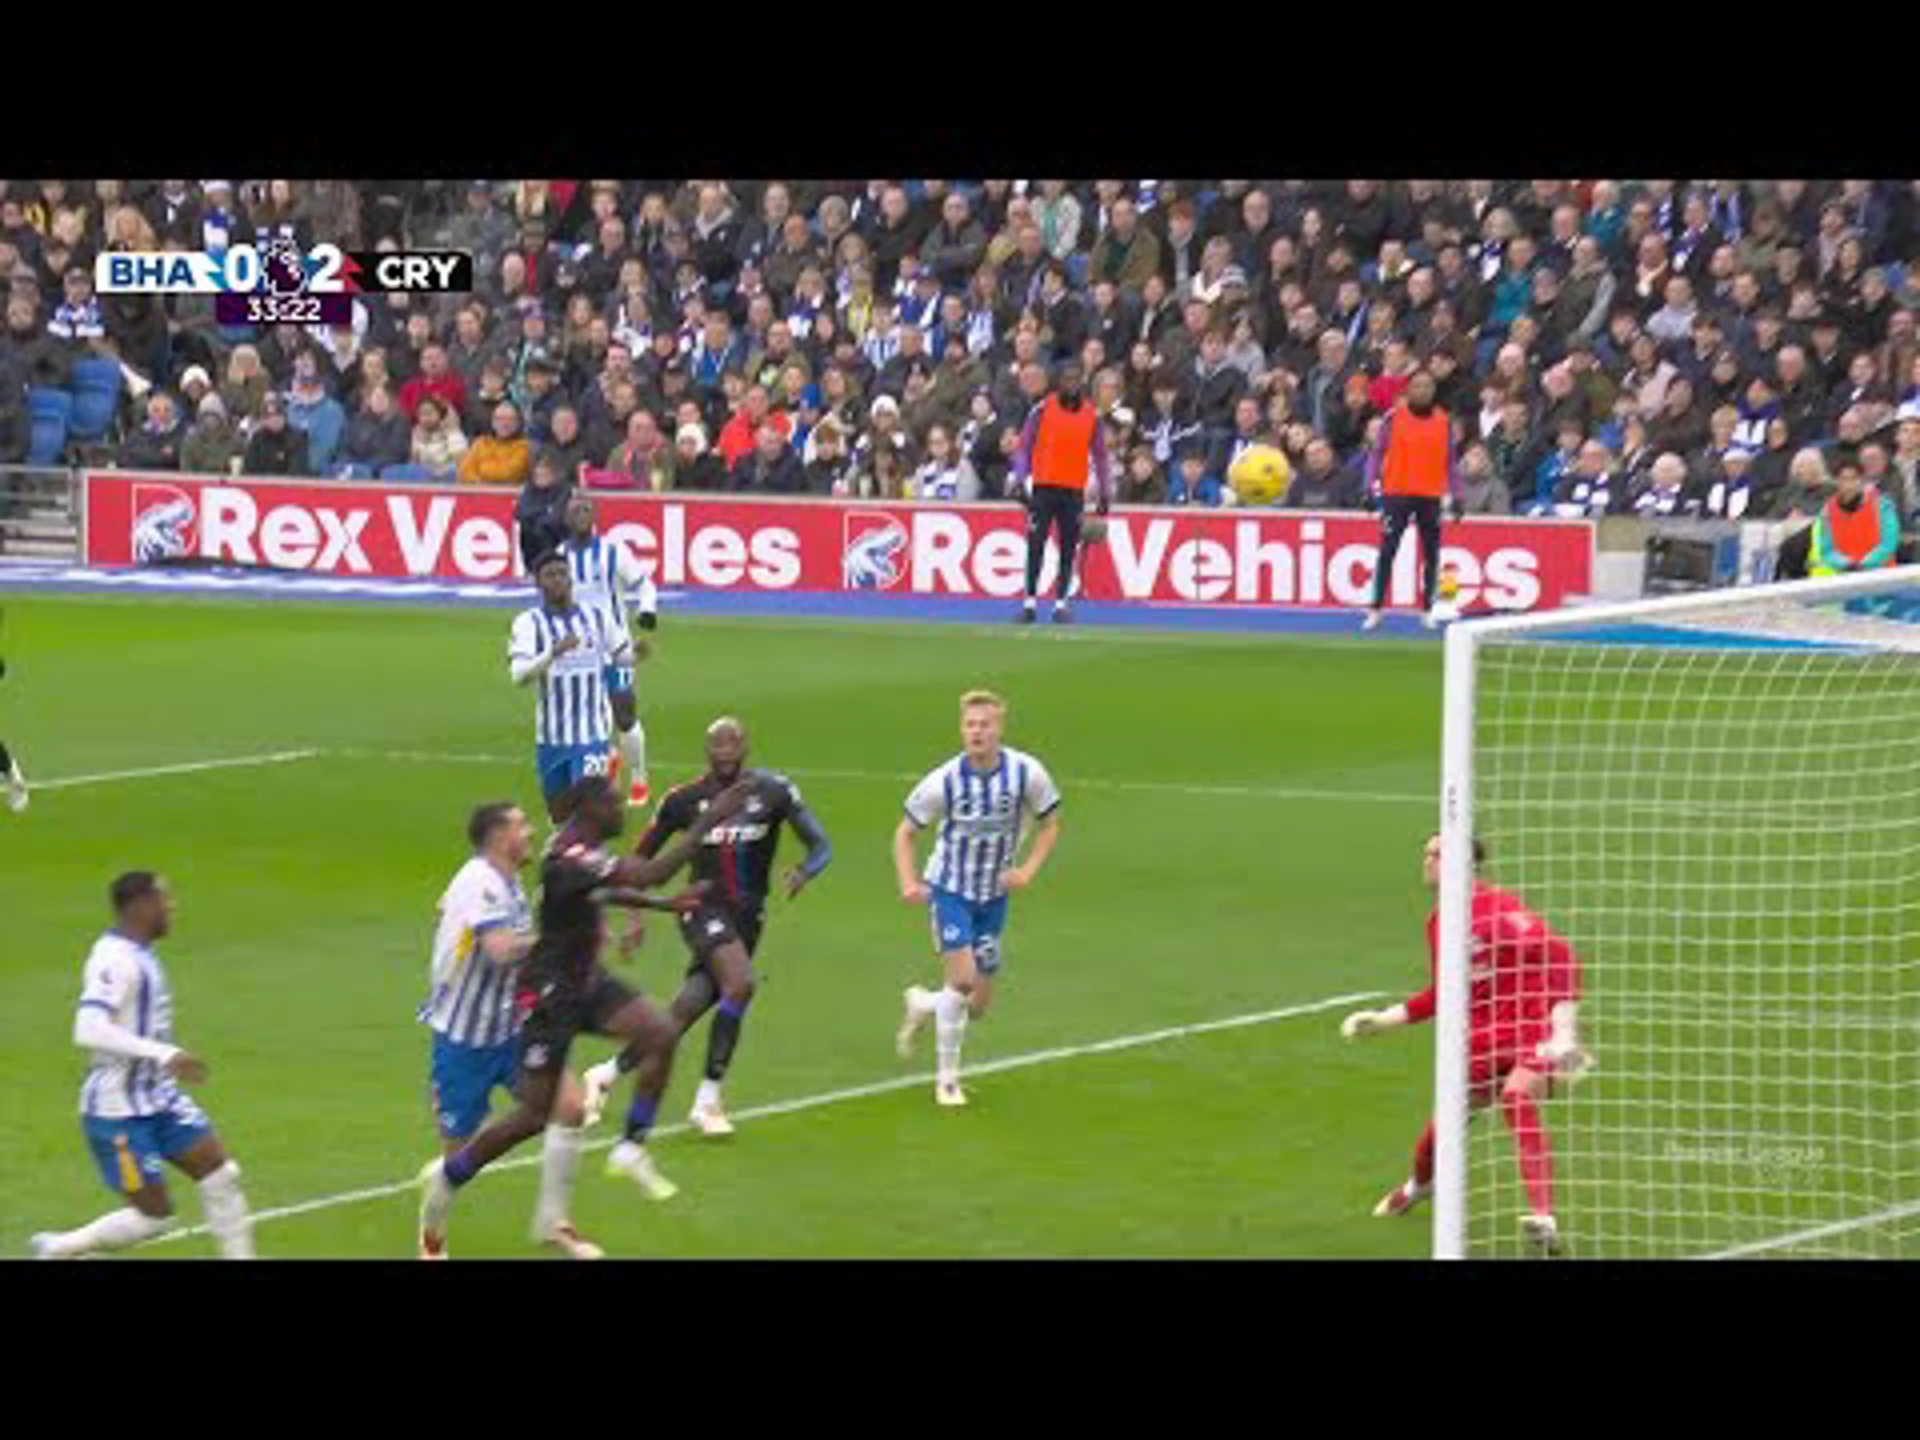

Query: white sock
[
  {"left": 534, "top": 1125, "right": 585, "bottom": 1237},
  {"left": 40, "top": 1206, "right": 172, "bottom": 1257},
  {"left": 934, "top": 986, "right": 969, "bottom": 1084},
  {"left": 694, "top": 1078, "right": 723, "bottom": 1112},
  {"left": 618, "top": 721, "right": 647, "bottom": 787},
  {"left": 906, "top": 985, "right": 940, "bottom": 1020},
  {"left": 198, "top": 1160, "right": 255, "bottom": 1259},
  {"left": 1022, "top": 595, "right": 1036, "bottom": 611}
]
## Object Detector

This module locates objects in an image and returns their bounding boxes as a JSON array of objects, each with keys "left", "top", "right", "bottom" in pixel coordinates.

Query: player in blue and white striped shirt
[
  {"left": 561, "top": 492, "right": 659, "bottom": 808},
  {"left": 892, "top": 690, "right": 1062, "bottom": 1108},
  {"left": 418, "top": 802, "right": 599, "bottom": 1259},
  {"left": 30, "top": 872, "right": 256, "bottom": 1259},
  {"left": 510, "top": 549, "right": 634, "bottom": 821}
]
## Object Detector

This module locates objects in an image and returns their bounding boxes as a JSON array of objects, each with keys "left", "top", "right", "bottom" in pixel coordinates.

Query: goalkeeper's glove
[
  {"left": 1534, "top": 1001, "right": 1595, "bottom": 1079},
  {"left": 1341, "top": 1003, "right": 1410, "bottom": 1041}
]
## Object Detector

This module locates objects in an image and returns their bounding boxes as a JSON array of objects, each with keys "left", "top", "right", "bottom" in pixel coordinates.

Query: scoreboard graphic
[{"left": 96, "top": 243, "right": 473, "bottom": 325}]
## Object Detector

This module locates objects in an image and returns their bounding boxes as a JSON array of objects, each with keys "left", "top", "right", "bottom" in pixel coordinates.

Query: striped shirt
[
  {"left": 564, "top": 534, "right": 657, "bottom": 639},
  {"left": 507, "top": 603, "right": 632, "bottom": 748},
  {"left": 76, "top": 932, "right": 182, "bottom": 1119},
  {"left": 905, "top": 746, "right": 1061, "bottom": 904},
  {"left": 419, "top": 856, "right": 531, "bottom": 1047}
]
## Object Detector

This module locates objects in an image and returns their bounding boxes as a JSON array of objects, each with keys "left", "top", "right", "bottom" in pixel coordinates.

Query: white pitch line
[
  {"left": 31, "top": 749, "right": 323, "bottom": 791},
  {"left": 328, "top": 747, "right": 1434, "bottom": 807},
  {"left": 137, "top": 989, "right": 1382, "bottom": 1251},
  {"left": 1699, "top": 1199, "right": 1920, "bottom": 1260}
]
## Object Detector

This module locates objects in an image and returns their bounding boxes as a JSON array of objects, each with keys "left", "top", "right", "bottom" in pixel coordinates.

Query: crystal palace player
[
  {"left": 417, "top": 774, "right": 747, "bottom": 1256},
  {"left": 31, "top": 873, "right": 254, "bottom": 1259},
  {"left": 581, "top": 717, "right": 833, "bottom": 1138},
  {"left": 1340, "top": 834, "right": 1592, "bottom": 1254},
  {"left": 893, "top": 690, "right": 1061, "bottom": 1107},
  {"left": 560, "top": 491, "right": 659, "bottom": 807},
  {"left": 419, "top": 802, "right": 599, "bottom": 1259},
  {"left": 510, "top": 549, "right": 632, "bottom": 822}
]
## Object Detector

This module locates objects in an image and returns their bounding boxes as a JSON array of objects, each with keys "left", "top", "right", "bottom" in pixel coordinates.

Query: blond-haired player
[{"left": 893, "top": 690, "right": 1061, "bottom": 1106}]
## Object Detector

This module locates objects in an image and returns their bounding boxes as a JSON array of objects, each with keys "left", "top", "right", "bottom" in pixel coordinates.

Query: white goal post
[{"left": 1435, "top": 566, "right": 1920, "bottom": 1259}]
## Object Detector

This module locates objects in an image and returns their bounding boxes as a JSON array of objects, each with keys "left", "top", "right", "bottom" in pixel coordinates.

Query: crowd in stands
[{"left": 1, "top": 179, "right": 1917, "bottom": 537}]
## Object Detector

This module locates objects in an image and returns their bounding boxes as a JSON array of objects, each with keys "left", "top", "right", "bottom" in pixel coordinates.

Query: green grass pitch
[{"left": 12, "top": 592, "right": 1901, "bottom": 1259}]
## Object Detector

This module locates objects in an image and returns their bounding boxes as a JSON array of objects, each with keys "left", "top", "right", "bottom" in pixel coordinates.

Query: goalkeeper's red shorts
[{"left": 1469, "top": 1024, "right": 1552, "bottom": 1106}]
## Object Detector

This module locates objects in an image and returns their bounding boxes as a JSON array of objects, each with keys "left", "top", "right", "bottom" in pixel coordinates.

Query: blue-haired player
[
  {"left": 31, "top": 872, "right": 255, "bottom": 1259},
  {"left": 892, "top": 690, "right": 1061, "bottom": 1108},
  {"left": 419, "top": 801, "right": 600, "bottom": 1259},
  {"left": 561, "top": 491, "right": 659, "bottom": 808},
  {"left": 510, "top": 549, "right": 633, "bottom": 823}
]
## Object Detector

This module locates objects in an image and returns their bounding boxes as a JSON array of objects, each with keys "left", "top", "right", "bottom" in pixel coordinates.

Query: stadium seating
[
  {"left": 27, "top": 388, "right": 72, "bottom": 466},
  {"left": 378, "top": 462, "right": 433, "bottom": 481},
  {"left": 68, "top": 358, "right": 124, "bottom": 445}
]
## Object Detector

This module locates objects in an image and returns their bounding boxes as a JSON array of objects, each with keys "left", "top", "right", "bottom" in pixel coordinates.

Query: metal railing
[{"left": 0, "top": 464, "right": 80, "bottom": 563}]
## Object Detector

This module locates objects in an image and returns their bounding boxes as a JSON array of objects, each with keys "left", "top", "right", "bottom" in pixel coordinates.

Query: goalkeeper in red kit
[{"left": 1341, "top": 833, "right": 1593, "bottom": 1254}]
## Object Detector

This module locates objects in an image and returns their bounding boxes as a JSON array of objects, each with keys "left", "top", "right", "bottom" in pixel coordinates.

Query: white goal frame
[{"left": 1434, "top": 565, "right": 1920, "bottom": 1259}]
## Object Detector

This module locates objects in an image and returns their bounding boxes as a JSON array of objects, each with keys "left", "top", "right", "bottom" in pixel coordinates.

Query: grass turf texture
[{"left": 14, "top": 593, "right": 1903, "bottom": 1258}]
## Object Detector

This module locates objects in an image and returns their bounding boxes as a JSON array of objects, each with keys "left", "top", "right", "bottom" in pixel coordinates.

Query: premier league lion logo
[
  {"left": 131, "top": 487, "right": 197, "bottom": 565},
  {"left": 842, "top": 514, "right": 909, "bottom": 591},
  {"left": 261, "top": 237, "right": 307, "bottom": 297}
]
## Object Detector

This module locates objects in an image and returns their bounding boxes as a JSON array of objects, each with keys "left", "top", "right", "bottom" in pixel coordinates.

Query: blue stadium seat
[
  {"left": 27, "top": 388, "right": 72, "bottom": 465},
  {"left": 68, "top": 357, "right": 124, "bottom": 444},
  {"left": 378, "top": 462, "right": 433, "bottom": 481}
]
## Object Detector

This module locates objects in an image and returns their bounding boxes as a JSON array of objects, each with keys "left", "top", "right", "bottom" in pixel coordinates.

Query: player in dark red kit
[
  {"left": 417, "top": 773, "right": 749, "bottom": 1255},
  {"left": 582, "top": 716, "right": 832, "bottom": 1137},
  {"left": 1340, "top": 834, "right": 1592, "bottom": 1254}
]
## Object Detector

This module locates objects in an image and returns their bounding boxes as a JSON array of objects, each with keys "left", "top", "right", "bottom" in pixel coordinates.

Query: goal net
[{"left": 1434, "top": 568, "right": 1920, "bottom": 1259}]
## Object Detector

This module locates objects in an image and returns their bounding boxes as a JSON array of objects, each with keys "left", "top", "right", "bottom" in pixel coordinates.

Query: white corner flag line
[{"left": 138, "top": 989, "right": 1383, "bottom": 1251}]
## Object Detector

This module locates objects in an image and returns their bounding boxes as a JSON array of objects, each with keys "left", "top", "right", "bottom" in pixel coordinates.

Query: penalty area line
[
  {"left": 136, "top": 988, "right": 1384, "bottom": 1251},
  {"left": 32, "top": 749, "right": 324, "bottom": 791}
]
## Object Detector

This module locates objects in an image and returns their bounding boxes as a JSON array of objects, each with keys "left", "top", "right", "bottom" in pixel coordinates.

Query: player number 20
[{"left": 582, "top": 754, "right": 611, "bottom": 777}]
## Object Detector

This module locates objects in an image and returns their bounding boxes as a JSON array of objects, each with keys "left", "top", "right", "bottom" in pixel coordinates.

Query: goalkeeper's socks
[
  {"left": 934, "top": 986, "right": 970, "bottom": 1084},
  {"left": 1499, "top": 1089, "right": 1555, "bottom": 1218},
  {"left": 1412, "top": 1119, "right": 1436, "bottom": 1189}
]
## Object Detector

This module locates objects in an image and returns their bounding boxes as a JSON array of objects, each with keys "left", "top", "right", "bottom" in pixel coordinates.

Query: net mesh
[{"left": 1459, "top": 590, "right": 1920, "bottom": 1258}]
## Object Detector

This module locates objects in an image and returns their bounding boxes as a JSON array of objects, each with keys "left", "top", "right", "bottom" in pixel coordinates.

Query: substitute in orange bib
[
  {"left": 1362, "top": 369, "right": 1461, "bottom": 631},
  {"left": 1013, "top": 359, "right": 1111, "bottom": 625},
  {"left": 1809, "top": 452, "right": 1899, "bottom": 577}
]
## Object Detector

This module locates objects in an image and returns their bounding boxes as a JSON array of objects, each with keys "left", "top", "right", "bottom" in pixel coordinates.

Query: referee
[
  {"left": 1014, "top": 360, "right": 1111, "bottom": 624},
  {"left": 1363, "top": 369, "right": 1458, "bottom": 631}
]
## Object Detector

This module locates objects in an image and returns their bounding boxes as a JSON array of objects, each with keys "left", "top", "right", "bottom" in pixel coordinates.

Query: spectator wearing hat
[
  {"left": 336, "top": 383, "right": 410, "bottom": 478},
  {"left": 672, "top": 421, "right": 726, "bottom": 492},
  {"left": 198, "top": 180, "right": 244, "bottom": 256},
  {"left": 116, "top": 392, "right": 186, "bottom": 472},
  {"left": 243, "top": 393, "right": 310, "bottom": 476},
  {"left": 408, "top": 394, "right": 467, "bottom": 480},
  {"left": 47, "top": 265, "right": 109, "bottom": 359},
  {"left": 460, "top": 400, "right": 532, "bottom": 486},
  {"left": 286, "top": 351, "right": 346, "bottom": 475},
  {"left": 180, "top": 393, "right": 238, "bottom": 475},
  {"left": 176, "top": 365, "right": 215, "bottom": 415}
]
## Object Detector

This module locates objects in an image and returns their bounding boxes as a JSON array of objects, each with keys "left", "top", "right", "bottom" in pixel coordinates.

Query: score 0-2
[{"left": 96, "top": 244, "right": 472, "bottom": 327}]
